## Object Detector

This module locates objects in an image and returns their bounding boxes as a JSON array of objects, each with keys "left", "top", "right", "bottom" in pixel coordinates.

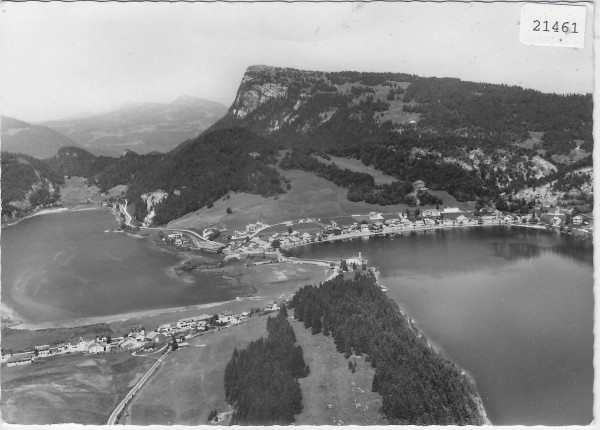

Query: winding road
[{"left": 119, "top": 201, "right": 223, "bottom": 251}]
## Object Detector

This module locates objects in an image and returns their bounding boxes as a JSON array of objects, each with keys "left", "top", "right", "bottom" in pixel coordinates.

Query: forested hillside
[
  {"left": 289, "top": 273, "right": 487, "bottom": 425},
  {"left": 1, "top": 152, "right": 63, "bottom": 220},
  {"left": 212, "top": 66, "right": 592, "bottom": 211},
  {"left": 124, "top": 127, "right": 284, "bottom": 224},
  {"left": 2, "top": 65, "right": 592, "bottom": 224},
  {"left": 224, "top": 306, "right": 309, "bottom": 425}
]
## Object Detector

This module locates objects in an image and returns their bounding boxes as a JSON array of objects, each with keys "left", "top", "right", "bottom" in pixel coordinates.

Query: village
[
  {"left": 163, "top": 204, "right": 594, "bottom": 257},
  {"left": 0, "top": 301, "right": 284, "bottom": 368}
]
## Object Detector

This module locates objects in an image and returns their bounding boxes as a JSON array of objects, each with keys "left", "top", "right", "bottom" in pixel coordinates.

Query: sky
[{"left": 0, "top": 1, "right": 595, "bottom": 123}]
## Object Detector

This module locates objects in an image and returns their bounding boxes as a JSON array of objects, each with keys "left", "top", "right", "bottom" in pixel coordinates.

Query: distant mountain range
[
  {"left": 43, "top": 96, "right": 228, "bottom": 156},
  {"left": 1, "top": 116, "right": 78, "bottom": 159}
]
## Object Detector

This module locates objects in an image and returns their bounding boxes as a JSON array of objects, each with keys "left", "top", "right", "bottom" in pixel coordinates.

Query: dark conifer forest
[
  {"left": 224, "top": 306, "right": 310, "bottom": 425},
  {"left": 289, "top": 273, "right": 487, "bottom": 425}
]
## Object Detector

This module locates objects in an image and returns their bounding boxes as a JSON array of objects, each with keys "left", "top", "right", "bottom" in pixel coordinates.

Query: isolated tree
[
  {"left": 280, "top": 303, "right": 288, "bottom": 318},
  {"left": 271, "top": 239, "right": 281, "bottom": 249},
  {"left": 171, "top": 336, "right": 179, "bottom": 351},
  {"left": 288, "top": 226, "right": 293, "bottom": 234},
  {"left": 226, "top": 207, "right": 233, "bottom": 214},
  {"left": 340, "top": 259, "right": 349, "bottom": 271}
]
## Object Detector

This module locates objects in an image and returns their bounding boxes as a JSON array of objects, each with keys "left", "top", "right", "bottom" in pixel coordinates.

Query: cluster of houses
[
  {"left": 221, "top": 205, "right": 593, "bottom": 255},
  {"left": 2, "top": 302, "right": 285, "bottom": 368},
  {"left": 164, "top": 233, "right": 190, "bottom": 247}
]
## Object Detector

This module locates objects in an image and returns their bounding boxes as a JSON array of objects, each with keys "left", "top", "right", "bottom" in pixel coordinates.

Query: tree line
[
  {"left": 289, "top": 273, "right": 487, "bottom": 425},
  {"left": 224, "top": 306, "right": 310, "bottom": 425},
  {"left": 280, "top": 149, "right": 441, "bottom": 206}
]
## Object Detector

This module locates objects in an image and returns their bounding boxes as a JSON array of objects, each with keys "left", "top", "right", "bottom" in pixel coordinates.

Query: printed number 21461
[{"left": 533, "top": 20, "right": 578, "bottom": 33}]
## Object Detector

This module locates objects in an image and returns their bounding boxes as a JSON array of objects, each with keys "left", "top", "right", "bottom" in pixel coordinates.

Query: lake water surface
[
  {"left": 290, "top": 227, "right": 593, "bottom": 425},
  {"left": 1, "top": 208, "right": 247, "bottom": 326},
  {"left": 2, "top": 211, "right": 592, "bottom": 425}
]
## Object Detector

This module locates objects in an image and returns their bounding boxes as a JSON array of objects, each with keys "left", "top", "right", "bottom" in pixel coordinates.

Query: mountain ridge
[
  {"left": 1, "top": 66, "right": 593, "bottom": 224},
  {"left": 42, "top": 96, "right": 228, "bottom": 156},
  {"left": 1, "top": 116, "right": 79, "bottom": 159}
]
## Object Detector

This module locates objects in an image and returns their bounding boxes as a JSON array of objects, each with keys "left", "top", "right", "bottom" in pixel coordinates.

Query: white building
[
  {"left": 442, "top": 207, "right": 461, "bottom": 214},
  {"left": 422, "top": 209, "right": 441, "bottom": 217}
]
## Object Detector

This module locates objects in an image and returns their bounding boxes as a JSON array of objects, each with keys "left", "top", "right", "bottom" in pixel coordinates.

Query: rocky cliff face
[
  {"left": 225, "top": 66, "right": 351, "bottom": 135},
  {"left": 231, "top": 68, "right": 289, "bottom": 119}
]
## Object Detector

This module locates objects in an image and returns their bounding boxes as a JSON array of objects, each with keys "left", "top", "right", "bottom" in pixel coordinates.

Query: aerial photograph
[{"left": 0, "top": 1, "right": 594, "bottom": 426}]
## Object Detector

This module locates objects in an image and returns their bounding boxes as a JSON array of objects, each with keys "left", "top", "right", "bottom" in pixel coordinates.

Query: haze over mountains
[
  {"left": 43, "top": 96, "right": 228, "bottom": 156},
  {"left": 1, "top": 116, "right": 78, "bottom": 159},
  {"left": 1, "top": 66, "right": 593, "bottom": 225}
]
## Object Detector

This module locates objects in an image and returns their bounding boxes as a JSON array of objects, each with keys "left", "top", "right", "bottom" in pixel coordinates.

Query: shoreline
[
  {"left": 1, "top": 205, "right": 108, "bottom": 229},
  {"left": 1, "top": 207, "right": 70, "bottom": 228},
  {"left": 6, "top": 300, "right": 236, "bottom": 331},
  {"left": 277, "top": 220, "right": 557, "bottom": 251}
]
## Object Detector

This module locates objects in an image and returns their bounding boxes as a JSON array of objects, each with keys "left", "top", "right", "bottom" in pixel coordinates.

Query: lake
[
  {"left": 289, "top": 227, "right": 593, "bottom": 426},
  {"left": 1, "top": 208, "right": 248, "bottom": 326},
  {"left": 2, "top": 210, "right": 592, "bottom": 425}
]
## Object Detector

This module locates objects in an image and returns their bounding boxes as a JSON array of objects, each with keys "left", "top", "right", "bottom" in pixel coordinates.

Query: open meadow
[
  {"left": 126, "top": 316, "right": 269, "bottom": 425},
  {"left": 315, "top": 155, "right": 397, "bottom": 185},
  {"left": 168, "top": 168, "right": 415, "bottom": 232},
  {"left": 1, "top": 352, "right": 152, "bottom": 424},
  {"left": 290, "top": 317, "right": 386, "bottom": 425},
  {"left": 59, "top": 177, "right": 126, "bottom": 206},
  {"left": 125, "top": 311, "right": 386, "bottom": 425}
]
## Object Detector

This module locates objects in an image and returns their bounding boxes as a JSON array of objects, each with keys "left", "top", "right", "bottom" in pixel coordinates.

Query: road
[
  {"left": 118, "top": 201, "right": 223, "bottom": 251},
  {"left": 107, "top": 348, "right": 171, "bottom": 425}
]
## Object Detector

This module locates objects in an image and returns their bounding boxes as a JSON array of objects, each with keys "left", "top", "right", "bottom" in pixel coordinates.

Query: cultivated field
[{"left": 1, "top": 352, "right": 152, "bottom": 424}]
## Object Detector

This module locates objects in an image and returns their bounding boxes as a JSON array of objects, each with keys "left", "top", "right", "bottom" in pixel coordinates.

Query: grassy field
[
  {"left": 125, "top": 311, "right": 385, "bottom": 425},
  {"left": 168, "top": 168, "right": 415, "bottom": 232},
  {"left": 1, "top": 352, "right": 152, "bottom": 424},
  {"left": 316, "top": 155, "right": 396, "bottom": 185},
  {"left": 59, "top": 176, "right": 126, "bottom": 206},
  {"left": 516, "top": 131, "right": 543, "bottom": 150},
  {"left": 127, "top": 316, "right": 270, "bottom": 425},
  {"left": 59, "top": 177, "right": 102, "bottom": 206},
  {"left": 291, "top": 318, "right": 386, "bottom": 425}
]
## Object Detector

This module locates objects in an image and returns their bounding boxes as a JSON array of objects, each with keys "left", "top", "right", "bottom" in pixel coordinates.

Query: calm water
[
  {"left": 290, "top": 227, "right": 593, "bottom": 425},
  {"left": 1, "top": 209, "right": 247, "bottom": 325}
]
